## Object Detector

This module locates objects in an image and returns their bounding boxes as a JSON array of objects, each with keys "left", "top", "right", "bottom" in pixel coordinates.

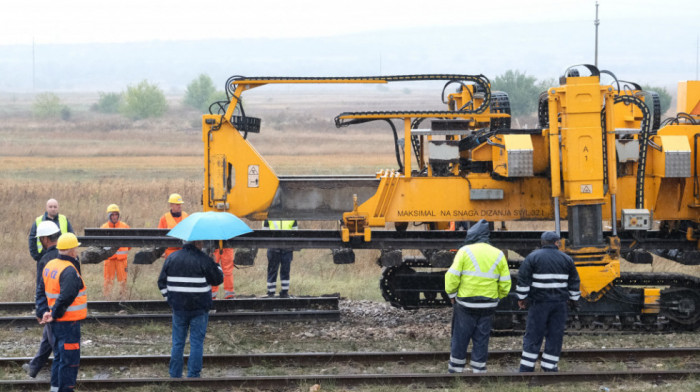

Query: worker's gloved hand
[{"left": 568, "top": 299, "right": 580, "bottom": 313}]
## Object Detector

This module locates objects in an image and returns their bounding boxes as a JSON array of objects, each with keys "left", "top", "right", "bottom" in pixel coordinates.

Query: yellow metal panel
[
  {"left": 531, "top": 133, "right": 549, "bottom": 174},
  {"left": 651, "top": 135, "right": 691, "bottom": 178},
  {"left": 208, "top": 154, "right": 227, "bottom": 202},
  {"left": 471, "top": 143, "right": 492, "bottom": 162},
  {"left": 677, "top": 81, "right": 700, "bottom": 115},
  {"left": 559, "top": 77, "right": 605, "bottom": 116},
  {"left": 642, "top": 288, "right": 660, "bottom": 314},
  {"left": 493, "top": 135, "right": 533, "bottom": 177},
  {"left": 575, "top": 253, "right": 619, "bottom": 299},
  {"left": 355, "top": 176, "right": 553, "bottom": 225},
  {"left": 561, "top": 131, "right": 605, "bottom": 201},
  {"left": 202, "top": 115, "right": 279, "bottom": 218}
]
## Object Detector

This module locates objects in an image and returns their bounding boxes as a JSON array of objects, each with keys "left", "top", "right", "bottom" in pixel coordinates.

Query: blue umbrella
[{"left": 166, "top": 211, "right": 252, "bottom": 241}]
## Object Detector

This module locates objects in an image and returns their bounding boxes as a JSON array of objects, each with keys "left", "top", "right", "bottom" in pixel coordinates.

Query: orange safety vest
[
  {"left": 101, "top": 220, "right": 131, "bottom": 261},
  {"left": 159, "top": 212, "right": 189, "bottom": 258},
  {"left": 43, "top": 258, "right": 87, "bottom": 321},
  {"left": 160, "top": 212, "right": 189, "bottom": 229}
]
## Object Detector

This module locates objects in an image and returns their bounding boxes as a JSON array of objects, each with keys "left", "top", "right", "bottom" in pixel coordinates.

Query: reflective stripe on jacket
[
  {"left": 43, "top": 258, "right": 87, "bottom": 321},
  {"left": 445, "top": 242, "right": 511, "bottom": 309},
  {"left": 266, "top": 220, "right": 298, "bottom": 230},
  {"left": 100, "top": 220, "right": 131, "bottom": 261},
  {"left": 157, "top": 243, "right": 224, "bottom": 311},
  {"left": 35, "top": 214, "right": 68, "bottom": 253},
  {"left": 516, "top": 245, "right": 581, "bottom": 302}
]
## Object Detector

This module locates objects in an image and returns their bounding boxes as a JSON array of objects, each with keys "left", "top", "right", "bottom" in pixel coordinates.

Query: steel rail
[
  {"left": 0, "top": 296, "right": 339, "bottom": 314},
  {"left": 0, "top": 310, "right": 339, "bottom": 327},
  {"left": 1, "top": 370, "right": 696, "bottom": 390},
  {"left": 79, "top": 229, "right": 696, "bottom": 251},
  {"left": 2, "top": 348, "right": 697, "bottom": 368}
]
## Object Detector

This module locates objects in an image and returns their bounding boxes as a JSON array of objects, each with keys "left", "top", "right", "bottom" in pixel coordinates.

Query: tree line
[{"left": 32, "top": 71, "right": 672, "bottom": 121}]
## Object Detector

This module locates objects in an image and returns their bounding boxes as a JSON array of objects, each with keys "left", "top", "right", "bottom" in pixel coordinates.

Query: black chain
[{"left": 610, "top": 95, "right": 651, "bottom": 209}]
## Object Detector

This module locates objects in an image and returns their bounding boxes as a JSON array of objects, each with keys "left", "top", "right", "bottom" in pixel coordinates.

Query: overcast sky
[
  {"left": 2, "top": 0, "right": 697, "bottom": 45},
  {"left": 0, "top": 0, "right": 698, "bottom": 91}
]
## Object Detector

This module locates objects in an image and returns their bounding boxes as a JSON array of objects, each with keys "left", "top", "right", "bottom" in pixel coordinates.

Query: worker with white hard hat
[{"left": 24, "top": 221, "right": 61, "bottom": 378}]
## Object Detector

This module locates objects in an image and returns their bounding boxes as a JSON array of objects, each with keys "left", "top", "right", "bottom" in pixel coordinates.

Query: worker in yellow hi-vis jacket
[{"left": 445, "top": 219, "right": 511, "bottom": 373}]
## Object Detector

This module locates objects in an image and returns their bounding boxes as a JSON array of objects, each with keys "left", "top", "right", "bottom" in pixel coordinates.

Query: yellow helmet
[
  {"left": 168, "top": 193, "right": 184, "bottom": 204},
  {"left": 107, "top": 204, "right": 120, "bottom": 213},
  {"left": 57, "top": 233, "right": 81, "bottom": 250}
]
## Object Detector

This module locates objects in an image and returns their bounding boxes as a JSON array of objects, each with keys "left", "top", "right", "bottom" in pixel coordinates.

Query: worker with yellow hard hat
[
  {"left": 158, "top": 193, "right": 189, "bottom": 259},
  {"left": 36, "top": 232, "right": 87, "bottom": 391},
  {"left": 101, "top": 204, "right": 131, "bottom": 298}
]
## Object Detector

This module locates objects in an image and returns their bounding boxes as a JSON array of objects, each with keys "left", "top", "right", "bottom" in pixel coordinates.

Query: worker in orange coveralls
[
  {"left": 101, "top": 204, "right": 130, "bottom": 298},
  {"left": 158, "top": 193, "right": 189, "bottom": 259},
  {"left": 211, "top": 248, "right": 236, "bottom": 299}
]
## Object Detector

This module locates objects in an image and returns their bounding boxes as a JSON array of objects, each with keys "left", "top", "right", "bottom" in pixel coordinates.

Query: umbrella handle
[{"left": 218, "top": 240, "right": 223, "bottom": 255}]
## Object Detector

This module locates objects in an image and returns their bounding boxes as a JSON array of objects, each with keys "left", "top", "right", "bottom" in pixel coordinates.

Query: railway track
[
  {"left": 0, "top": 296, "right": 339, "bottom": 313},
  {"left": 2, "top": 348, "right": 697, "bottom": 389},
  {"left": 2, "top": 347, "right": 697, "bottom": 368},
  {"left": 0, "top": 371, "right": 696, "bottom": 390},
  {"left": 0, "top": 296, "right": 340, "bottom": 327}
]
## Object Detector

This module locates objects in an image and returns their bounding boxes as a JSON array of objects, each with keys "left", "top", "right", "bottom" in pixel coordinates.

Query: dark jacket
[
  {"left": 157, "top": 243, "right": 224, "bottom": 312},
  {"left": 35, "top": 254, "right": 84, "bottom": 319},
  {"left": 34, "top": 245, "right": 59, "bottom": 310},
  {"left": 516, "top": 245, "right": 581, "bottom": 303},
  {"left": 28, "top": 212, "right": 74, "bottom": 262}
]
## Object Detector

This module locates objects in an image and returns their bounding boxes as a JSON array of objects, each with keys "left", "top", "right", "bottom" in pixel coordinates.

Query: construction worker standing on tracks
[
  {"left": 158, "top": 193, "right": 189, "bottom": 259},
  {"left": 264, "top": 219, "right": 298, "bottom": 298},
  {"left": 211, "top": 247, "right": 236, "bottom": 299},
  {"left": 28, "top": 198, "right": 74, "bottom": 262},
  {"left": 36, "top": 233, "right": 87, "bottom": 392},
  {"left": 444, "top": 219, "right": 511, "bottom": 373},
  {"left": 157, "top": 240, "right": 223, "bottom": 378},
  {"left": 25, "top": 221, "right": 61, "bottom": 378},
  {"left": 101, "top": 204, "right": 131, "bottom": 298},
  {"left": 517, "top": 231, "right": 580, "bottom": 372}
]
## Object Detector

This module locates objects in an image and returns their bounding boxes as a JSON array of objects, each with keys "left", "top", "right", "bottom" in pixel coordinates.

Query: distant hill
[{"left": 0, "top": 21, "right": 693, "bottom": 93}]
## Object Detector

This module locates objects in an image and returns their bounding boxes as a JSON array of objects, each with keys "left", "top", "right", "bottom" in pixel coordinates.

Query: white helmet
[{"left": 37, "top": 221, "right": 60, "bottom": 237}]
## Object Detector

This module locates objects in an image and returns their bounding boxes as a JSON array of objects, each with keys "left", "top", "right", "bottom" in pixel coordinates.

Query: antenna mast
[{"left": 594, "top": 1, "right": 600, "bottom": 68}]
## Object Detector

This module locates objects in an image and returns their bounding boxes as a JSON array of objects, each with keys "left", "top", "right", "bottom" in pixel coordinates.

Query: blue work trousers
[
  {"left": 170, "top": 310, "right": 209, "bottom": 378},
  {"left": 519, "top": 301, "right": 568, "bottom": 372},
  {"left": 29, "top": 323, "right": 54, "bottom": 375},
  {"left": 51, "top": 321, "right": 81, "bottom": 392},
  {"left": 266, "top": 249, "right": 293, "bottom": 295},
  {"left": 448, "top": 304, "right": 493, "bottom": 373}
]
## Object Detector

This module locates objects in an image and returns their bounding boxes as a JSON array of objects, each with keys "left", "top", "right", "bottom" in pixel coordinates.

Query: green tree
[
  {"left": 641, "top": 84, "right": 672, "bottom": 115},
  {"left": 91, "top": 92, "right": 123, "bottom": 114},
  {"left": 120, "top": 80, "right": 168, "bottom": 120},
  {"left": 33, "top": 92, "right": 67, "bottom": 119},
  {"left": 184, "top": 74, "right": 225, "bottom": 112},
  {"left": 491, "top": 70, "right": 541, "bottom": 117}
]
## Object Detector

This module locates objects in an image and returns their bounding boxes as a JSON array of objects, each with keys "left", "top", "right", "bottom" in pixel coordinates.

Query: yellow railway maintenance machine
[{"left": 199, "top": 69, "right": 699, "bottom": 331}]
